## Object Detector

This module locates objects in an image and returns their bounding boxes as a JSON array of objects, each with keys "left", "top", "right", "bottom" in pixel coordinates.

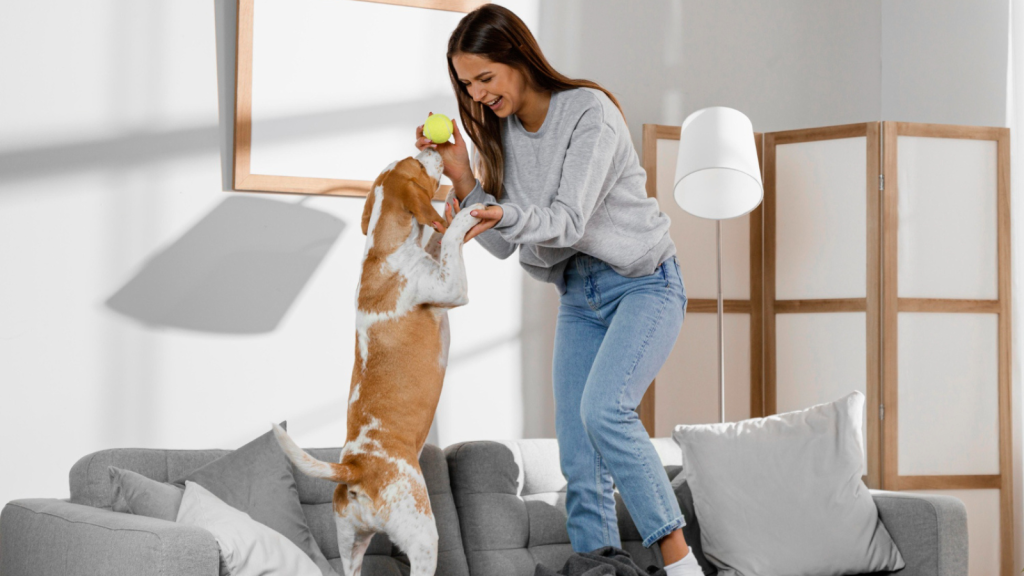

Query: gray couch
[{"left": 1, "top": 438, "right": 968, "bottom": 576}]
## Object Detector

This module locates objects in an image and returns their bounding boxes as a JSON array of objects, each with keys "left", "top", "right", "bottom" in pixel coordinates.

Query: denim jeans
[{"left": 553, "top": 253, "right": 688, "bottom": 552}]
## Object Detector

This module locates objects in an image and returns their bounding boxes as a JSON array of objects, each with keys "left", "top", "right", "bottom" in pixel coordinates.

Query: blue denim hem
[{"left": 642, "top": 515, "right": 687, "bottom": 548}]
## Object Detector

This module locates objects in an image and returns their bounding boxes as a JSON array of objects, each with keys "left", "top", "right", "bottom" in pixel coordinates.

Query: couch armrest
[
  {"left": 869, "top": 490, "right": 968, "bottom": 576},
  {"left": 1, "top": 498, "right": 219, "bottom": 576}
]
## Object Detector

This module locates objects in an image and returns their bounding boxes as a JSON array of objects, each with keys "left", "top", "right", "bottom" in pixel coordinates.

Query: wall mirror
[{"left": 233, "top": 0, "right": 489, "bottom": 199}]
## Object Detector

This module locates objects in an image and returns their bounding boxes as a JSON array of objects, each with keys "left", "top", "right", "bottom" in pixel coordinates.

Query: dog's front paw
[
  {"left": 444, "top": 188, "right": 459, "bottom": 207},
  {"left": 450, "top": 203, "right": 485, "bottom": 230}
]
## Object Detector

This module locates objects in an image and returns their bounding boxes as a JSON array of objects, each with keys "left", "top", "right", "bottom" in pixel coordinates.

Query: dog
[{"left": 272, "top": 146, "right": 484, "bottom": 576}]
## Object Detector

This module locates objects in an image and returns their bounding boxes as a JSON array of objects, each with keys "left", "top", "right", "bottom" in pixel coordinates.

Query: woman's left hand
[{"left": 436, "top": 197, "right": 503, "bottom": 242}]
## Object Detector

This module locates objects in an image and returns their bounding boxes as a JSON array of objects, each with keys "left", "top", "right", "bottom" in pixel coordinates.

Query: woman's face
[{"left": 451, "top": 53, "right": 527, "bottom": 118}]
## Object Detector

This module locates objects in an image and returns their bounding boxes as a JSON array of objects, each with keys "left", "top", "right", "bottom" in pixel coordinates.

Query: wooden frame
[
  {"left": 881, "top": 121, "right": 1013, "bottom": 575},
  {"left": 638, "top": 124, "right": 765, "bottom": 435},
  {"left": 231, "top": 0, "right": 485, "bottom": 199},
  {"left": 763, "top": 122, "right": 882, "bottom": 489}
]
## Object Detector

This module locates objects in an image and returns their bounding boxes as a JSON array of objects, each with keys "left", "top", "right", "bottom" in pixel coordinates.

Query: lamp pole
[{"left": 717, "top": 221, "right": 725, "bottom": 423}]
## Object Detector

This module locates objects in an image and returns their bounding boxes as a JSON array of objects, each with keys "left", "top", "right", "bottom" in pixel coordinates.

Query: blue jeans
[{"left": 553, "top": 253, "right": 687, "bottom": 552}]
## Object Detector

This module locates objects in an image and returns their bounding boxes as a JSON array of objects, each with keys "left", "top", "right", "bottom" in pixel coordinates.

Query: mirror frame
[{"left": 232, "top": 0, "right": 487, "bottom": 198}]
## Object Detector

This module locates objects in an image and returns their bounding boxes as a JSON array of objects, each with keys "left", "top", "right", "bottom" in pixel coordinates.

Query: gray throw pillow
[
  {"left": 171, "top": 422, "right": 338, "bottom": 576},
  {"left": 109, "top": 466, "right": 184, "bottom": 521},
  {"left": 672, "top": 391, "right": 905, "bottom": 576},
  {"left": 177, "top": 480, "right": 322, "bottom": 576}
]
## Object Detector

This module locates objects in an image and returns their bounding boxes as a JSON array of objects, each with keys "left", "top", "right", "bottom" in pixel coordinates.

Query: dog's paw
[
  {"left": 451, "top": 203, "right": 485, "bottom": 229},
  {"left": 444, "top": 188, "right": 459, "bottom": 207}
]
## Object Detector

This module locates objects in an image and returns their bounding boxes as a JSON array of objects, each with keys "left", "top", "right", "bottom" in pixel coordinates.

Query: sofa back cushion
[
  {"left": 444, "top": 438, "right": 691, "bottom": 576},
  {"left": 69, "top": 444, "right": 470, "bottom": 576}
]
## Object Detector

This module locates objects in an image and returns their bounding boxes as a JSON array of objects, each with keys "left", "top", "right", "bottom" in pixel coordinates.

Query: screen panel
[
  {"left": 775, "top": 136, "right": 867, "bottom": 300},
  {"left": 897, "top": 313, "right": 999, "bottom": 476},
  {"left": 896, "top": 136, "right": 998, "bottom": 299},
  {"left": 776, "top": 312, "right": 868, "bottom": 464}
]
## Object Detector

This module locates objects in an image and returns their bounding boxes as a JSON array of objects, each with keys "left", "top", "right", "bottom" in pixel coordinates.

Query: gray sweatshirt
[{"left": 462, "top": 87, "right": 676, "bottom": 295}]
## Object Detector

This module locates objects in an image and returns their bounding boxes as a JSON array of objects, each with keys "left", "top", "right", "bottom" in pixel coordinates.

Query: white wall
[{"left": 883, "top": 0, "right": 1009, "bottom": 127}]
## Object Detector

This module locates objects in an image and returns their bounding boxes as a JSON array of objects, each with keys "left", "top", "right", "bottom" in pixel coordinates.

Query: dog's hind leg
[
  {"left": 335, "top": 517, "right": 374, "bottom": 576},
  {"left": 349, "top": 532, "right": 375, "bottom": 576},
  {"left": 381, "top": 475, "right": 439, "bottom": 576},
  {"left": 389, "top": 512, "right": 438, "bottom": 576}
]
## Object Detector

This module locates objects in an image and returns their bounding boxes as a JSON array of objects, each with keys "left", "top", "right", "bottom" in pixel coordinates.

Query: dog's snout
[
  {"left": 417, "top": 146, "right": 440, "bottom": 161},
  {"left": 415, "top": 147, "right": 444, "bottom": 185}
]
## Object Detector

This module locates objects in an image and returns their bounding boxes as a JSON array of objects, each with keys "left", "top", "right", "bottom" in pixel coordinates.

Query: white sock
[{"left": 664, "top": 548, "right": 703, "bottom": 576}]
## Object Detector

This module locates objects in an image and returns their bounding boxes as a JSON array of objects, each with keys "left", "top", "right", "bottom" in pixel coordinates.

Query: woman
[{"left": 414, "top": 5, "right": 699, "bottom": 576}]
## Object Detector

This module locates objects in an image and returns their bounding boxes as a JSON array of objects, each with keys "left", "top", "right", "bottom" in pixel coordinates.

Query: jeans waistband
[{"left": 567, "top": 253, "right": 674, "bottom": 275}]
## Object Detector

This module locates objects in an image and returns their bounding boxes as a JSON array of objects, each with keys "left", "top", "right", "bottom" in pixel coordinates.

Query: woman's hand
[
  {"left": 440, "top": 195, "right": 503, "bottom": 243},
  {"left": 416, "top": 112, "right": 474, "bottom": 191}
]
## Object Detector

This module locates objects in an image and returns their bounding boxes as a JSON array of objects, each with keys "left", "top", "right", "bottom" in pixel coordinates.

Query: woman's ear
[
  {"left": 402, "top": 180, "right": 441, "bottom": 227},
  {"left": 361, "top": 187, "right": 376, "bottom": 236}
]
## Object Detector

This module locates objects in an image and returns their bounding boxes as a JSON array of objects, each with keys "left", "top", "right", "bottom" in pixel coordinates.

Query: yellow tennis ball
[{"left": 423, "top": 113, "right": 453, "bottom": 144}]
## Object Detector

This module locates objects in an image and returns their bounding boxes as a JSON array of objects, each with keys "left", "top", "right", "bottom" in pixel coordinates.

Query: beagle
[{"left": 273, "top": 147, "right": 484, "bottom": 576}]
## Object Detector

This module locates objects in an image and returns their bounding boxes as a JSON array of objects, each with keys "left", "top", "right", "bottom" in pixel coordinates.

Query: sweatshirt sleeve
[
  {"left": 490, "top": 106, "right": 616, "bottom": 248},
  {"left": 462, "top": 179, "right": 518, "bottom": 260}
]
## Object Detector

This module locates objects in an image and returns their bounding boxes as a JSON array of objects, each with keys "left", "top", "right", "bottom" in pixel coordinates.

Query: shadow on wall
[{"left": 105, "top": 196, "right": 344, "bottom": 333}]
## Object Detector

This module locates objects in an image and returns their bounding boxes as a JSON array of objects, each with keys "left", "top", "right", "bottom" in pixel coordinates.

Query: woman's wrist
[{"left": 453, "top": 174, "right": 476, "bottom": 201}]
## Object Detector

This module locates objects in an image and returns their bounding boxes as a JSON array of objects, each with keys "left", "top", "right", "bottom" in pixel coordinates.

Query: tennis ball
[{"left": 423, "top": 113, "right": 453, "bottom": 144}]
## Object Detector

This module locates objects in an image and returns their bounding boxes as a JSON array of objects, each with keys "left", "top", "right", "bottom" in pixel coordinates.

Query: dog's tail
[{"left": 271, "top": 423, "right": 355, "bottom": 484}]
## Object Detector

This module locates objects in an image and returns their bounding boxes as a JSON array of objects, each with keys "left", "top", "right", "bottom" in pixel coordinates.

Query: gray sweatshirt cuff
[
  {"left": 493, "top": 202, "right": 520, "bottom": 230},
  {"left": 464, "top": 178, "right": 516, "bottom": 227},
  {"left": 462, "top": 179, "right": 488, "bottom": 205}
]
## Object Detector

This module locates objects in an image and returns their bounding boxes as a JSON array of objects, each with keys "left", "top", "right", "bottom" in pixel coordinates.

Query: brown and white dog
[{"left": 272, "top": 147, "right": 484, "bottom": 576}]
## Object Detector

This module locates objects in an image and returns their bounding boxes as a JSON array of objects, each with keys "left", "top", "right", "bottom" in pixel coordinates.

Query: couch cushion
[
  {"left": 445, "top": 438, "right": 708, "bottom": 576},
  {"left": 70, "top": 443, "right": 470, "bottom": 576}
]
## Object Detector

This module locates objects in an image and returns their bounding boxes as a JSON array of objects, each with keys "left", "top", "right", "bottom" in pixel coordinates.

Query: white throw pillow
[
  {"left": 176, "top": 480, "right": 322, "bottom": 576},
  {"left": 671, "top": 390, "right": 905, "bottom": 576}
]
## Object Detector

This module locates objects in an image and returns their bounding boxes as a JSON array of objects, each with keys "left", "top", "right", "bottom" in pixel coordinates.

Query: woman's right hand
[{"left": 416, "top": 112, "right": 473, "bottom": 191}]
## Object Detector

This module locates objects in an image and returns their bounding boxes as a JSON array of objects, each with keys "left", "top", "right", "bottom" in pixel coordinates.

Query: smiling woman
[
  {"left": 413, "top": 5, "right": 702, "bottom": 574},
  {"left": 231, "top": 0, "right": 487, "bottom": 198}
]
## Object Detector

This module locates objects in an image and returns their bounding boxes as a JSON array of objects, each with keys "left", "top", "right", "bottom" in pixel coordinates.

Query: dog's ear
[
  {"left": 402, "top": 179, "right": 441, "bottom": 227},
  {"left": 361, "top": 187, "right": 376, "bottom": 236}
]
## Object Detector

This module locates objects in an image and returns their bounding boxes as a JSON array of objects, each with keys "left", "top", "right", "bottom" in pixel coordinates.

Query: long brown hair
[{"left": 447, "top": 4, "right": 625, "bottom": 200}]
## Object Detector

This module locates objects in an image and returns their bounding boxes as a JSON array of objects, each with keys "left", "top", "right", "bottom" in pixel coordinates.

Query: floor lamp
[{"left": 673, "top": 107, "right": 764, "bottom": 423}]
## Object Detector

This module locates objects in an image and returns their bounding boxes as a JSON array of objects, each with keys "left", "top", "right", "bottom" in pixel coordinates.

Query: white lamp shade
[{"left": 673, "top": 107, "right": 763, "bottom": 220}]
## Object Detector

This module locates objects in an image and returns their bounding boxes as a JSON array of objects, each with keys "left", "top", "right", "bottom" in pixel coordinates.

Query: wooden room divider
[{"left": 641, "top": 120, "right": 1013, "bottom": 576}]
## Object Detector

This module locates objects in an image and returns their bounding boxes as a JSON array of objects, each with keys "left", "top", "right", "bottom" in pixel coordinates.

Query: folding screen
[
  {"left": 881, "top": 121, "right": 1012, "bottom": 576},
  {"left": 640, "top": 124, "right": 764, "bottom": 438},
  {"left": 645, "top": 120, "right": 1013, "bottom": 576}
]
